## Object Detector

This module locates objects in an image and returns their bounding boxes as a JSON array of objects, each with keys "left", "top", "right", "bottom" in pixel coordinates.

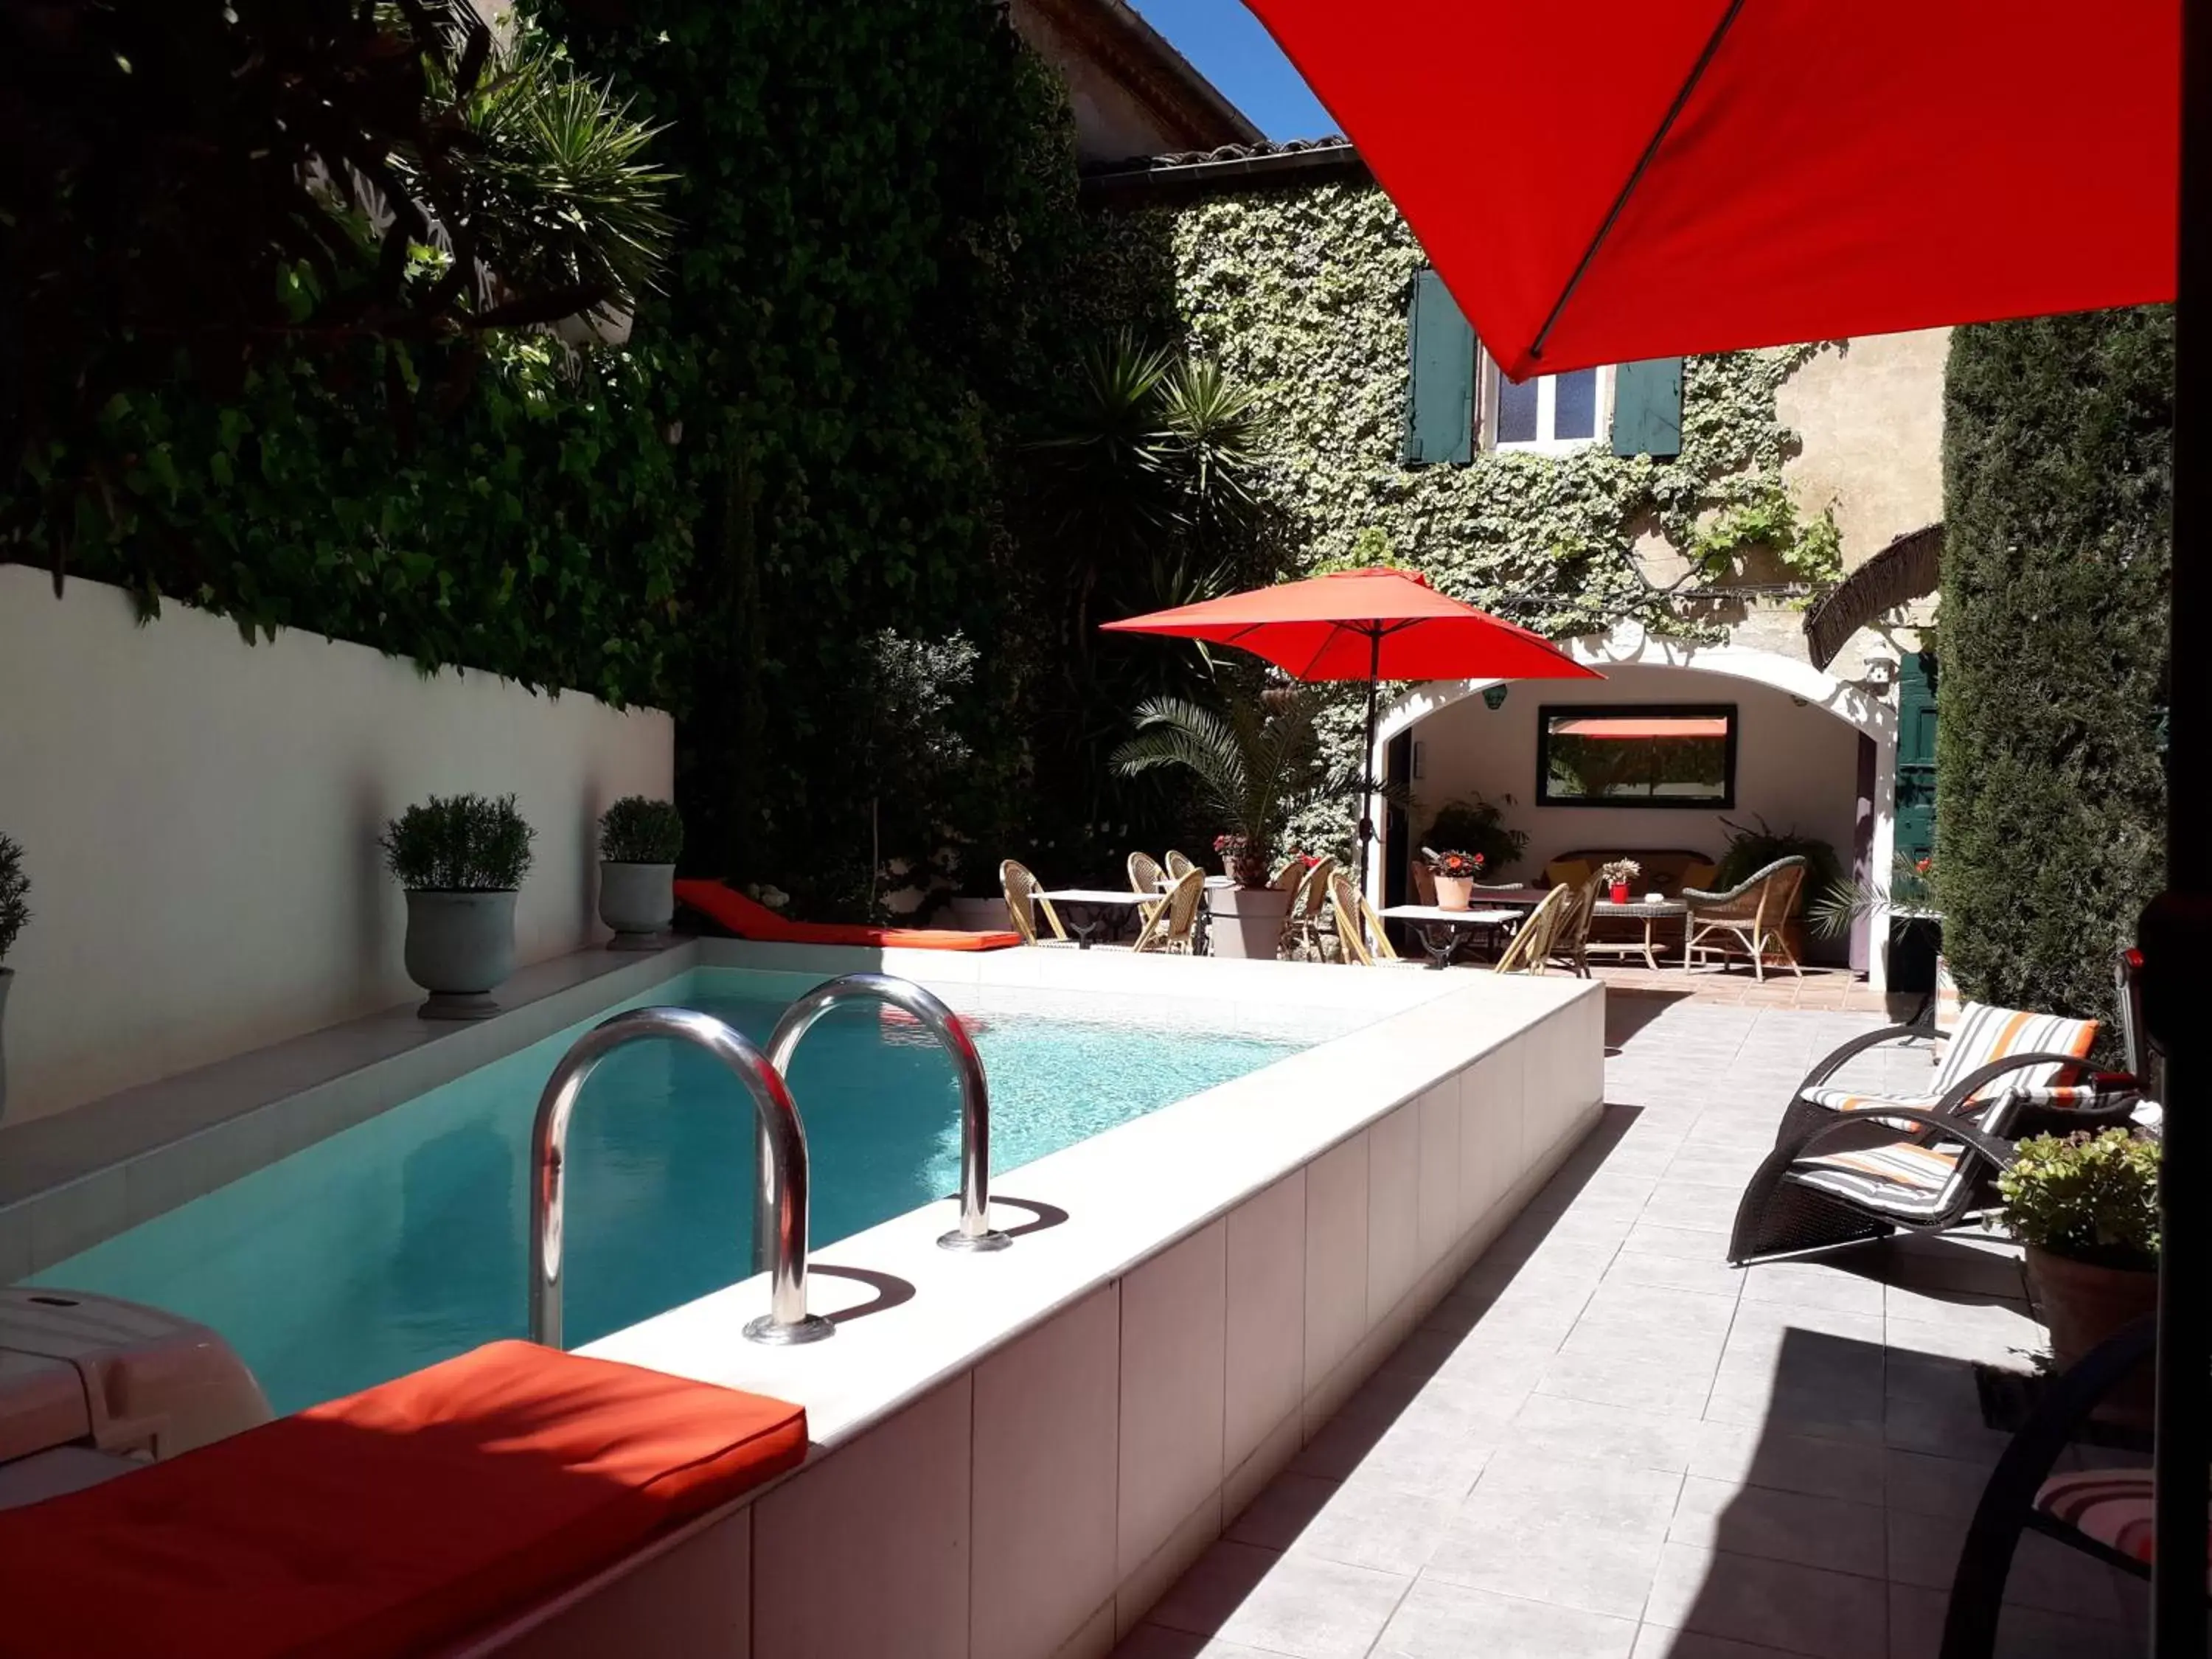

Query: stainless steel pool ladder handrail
[
  {"left": 529, "top": 1006, "right": 835, "bottom": 1350},
  {"left": 763, "top": 972, "right": 1012, "bottom": 1259}
]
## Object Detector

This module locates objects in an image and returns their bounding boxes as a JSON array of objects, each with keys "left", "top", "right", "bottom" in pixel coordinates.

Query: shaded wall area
[{"left": 0, "top": 569, "right": 672, "bottom": 1122}]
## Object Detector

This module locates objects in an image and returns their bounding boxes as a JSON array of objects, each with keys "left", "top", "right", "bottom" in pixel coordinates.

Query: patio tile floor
[{"left": 1110, "top": 997, "right": 2143, "bottom": 1659}]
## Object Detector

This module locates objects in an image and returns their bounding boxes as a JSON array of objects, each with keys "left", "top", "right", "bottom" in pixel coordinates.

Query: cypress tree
[{"left": 1937, "top": 308, "right": 2171, "bottom": 1037}]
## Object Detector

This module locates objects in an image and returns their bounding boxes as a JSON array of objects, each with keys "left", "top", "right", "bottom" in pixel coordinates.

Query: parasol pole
[{"left": 1355, "top": 626, "right": 1381, "bottom": 898}]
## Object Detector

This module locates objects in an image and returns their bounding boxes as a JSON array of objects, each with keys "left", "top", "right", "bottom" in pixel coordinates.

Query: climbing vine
[{"left": 1082, "top": 182, "right": 1848, "bottom": 856}]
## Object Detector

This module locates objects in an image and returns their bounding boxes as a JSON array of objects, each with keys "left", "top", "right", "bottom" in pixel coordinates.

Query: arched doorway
[{"left": 1371, "top": 625, "right": 1902, "bottom": 989}]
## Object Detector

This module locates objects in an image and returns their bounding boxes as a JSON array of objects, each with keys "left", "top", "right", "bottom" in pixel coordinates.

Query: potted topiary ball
[
  {"left": 0, "top": 833, "right": 29, "bottom": 1120},
  {"left": 1999, "top": 1127, "right": 2160, "bottom": 1421},
  {"left": 380, "top": 793, "right": 537, "bottom": 1020},
  {"left": 597, "top": 796, "right": 683, "bottom": 949}
]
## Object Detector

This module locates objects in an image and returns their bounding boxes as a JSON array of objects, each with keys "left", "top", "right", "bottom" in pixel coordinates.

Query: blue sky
[{"left": 1129, "top": 0, "right": 1334, "bottom": 142}]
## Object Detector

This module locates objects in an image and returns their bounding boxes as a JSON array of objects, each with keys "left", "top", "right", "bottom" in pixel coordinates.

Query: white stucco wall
[{"left": 0, "top": 568, "right": 673, "bottom": 1123}]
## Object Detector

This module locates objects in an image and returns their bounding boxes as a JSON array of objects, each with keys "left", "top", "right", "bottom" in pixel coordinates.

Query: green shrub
[
  {"left": 1997, "top": 1128, "right": 2160, "bottom": 1269},
  {"left": 381, "top": 794, "right": 537, "bottom": 891},
  {"left": 1938, "top": 310, "right": 2171, "bottom": 1037},
  {"left": 0, "top": 834, "right": 28, "bottom": 966},
  {"left": 599, "top": 797, "right": 684, "bottom": 864},
  {"left": 1422, "top": 796, "right": 1528, "bottom": 876},
  {"left": 1714, "top": 815, "right": 1840, "bottom": 894}
]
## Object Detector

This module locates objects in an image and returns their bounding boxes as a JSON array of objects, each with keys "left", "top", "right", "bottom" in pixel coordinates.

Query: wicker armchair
[
  {"left": 1164, "top": 849, "right": 1198, "bottom": 882},
  {"left": 1133, "top": 868, "right": 1205, "bottom": 954},
  {"left": 1280, "top": 856, "right": 1338, "bottom": 961},
  {"left": 1683, "top": 855, "right": 1807, "bottom": 981},
  {"left": 998, "top": 858, "right": 1074, "bottom": 947},
  {"left": 1546, "top": 876, "right": 1602, "bottom": 977},
  {"left": 1127, "top": 851, "right": 1166, "bottom": 928},
  {"left": 1494, "top": 883, "right": 1574, "bottom": 974},
  {"left": 1329, "top": 872, "right": 1414, "bottom": 967}
]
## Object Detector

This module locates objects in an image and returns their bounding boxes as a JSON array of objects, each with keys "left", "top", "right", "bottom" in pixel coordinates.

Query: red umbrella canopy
[
  {"left": 1241, "top": 1, "right": 2177, "bottom": 378},
  {"left": 1099, "top": 567, "right": 1601, "bottom": 683}
]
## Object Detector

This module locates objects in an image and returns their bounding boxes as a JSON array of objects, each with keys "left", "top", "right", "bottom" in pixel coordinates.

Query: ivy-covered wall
[
  {"left": 1937, "top": 308, "right": 2171, "bottom": 1035},
  {"left": 1082, "top": 178, "right": 1847, "bottom": 855}
]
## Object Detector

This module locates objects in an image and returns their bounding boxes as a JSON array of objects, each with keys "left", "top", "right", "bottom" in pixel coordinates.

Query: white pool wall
[{"left": 473, "top": 946, "right": 1604, "bottom": 1659}]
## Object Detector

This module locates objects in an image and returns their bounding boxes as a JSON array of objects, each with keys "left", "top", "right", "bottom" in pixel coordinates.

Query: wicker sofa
[{"left": 1541, "top": 848, "right": 1718, "bottom": 897}]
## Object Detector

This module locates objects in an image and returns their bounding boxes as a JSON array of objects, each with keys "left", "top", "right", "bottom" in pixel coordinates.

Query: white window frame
[{"left": 1479, "top": 355, "right": 1614, "bottom": 455}]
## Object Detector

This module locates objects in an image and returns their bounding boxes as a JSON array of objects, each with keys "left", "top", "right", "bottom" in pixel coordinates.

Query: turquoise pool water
[{"left": 36, "top": 969, "right": 1307, "bottom": 1414}]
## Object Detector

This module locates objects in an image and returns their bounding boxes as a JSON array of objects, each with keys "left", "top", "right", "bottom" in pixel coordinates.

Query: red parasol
[
  {"left": 1102, "top": 567, "right": 1599, "bottom": 891},
  {"left": 1242, "top": 1, "right": 2177, "bottom": 379},
  {"left": 1237, "top": 4, "right": 2200, "bottom": 1648}
]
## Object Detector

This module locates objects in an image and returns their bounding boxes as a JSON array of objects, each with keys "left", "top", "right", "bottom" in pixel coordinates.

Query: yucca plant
[{"left": 1112, "top": 689, "right": 1364, "bottom": 886}]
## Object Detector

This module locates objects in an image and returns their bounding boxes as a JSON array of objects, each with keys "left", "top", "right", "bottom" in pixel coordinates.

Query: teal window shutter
[
  {"left": 1401, "top": 269, "right": 1474, "bottom": 465},
  {"left": 1610, "top": 357, "right": 1683, "bottom": 458}
]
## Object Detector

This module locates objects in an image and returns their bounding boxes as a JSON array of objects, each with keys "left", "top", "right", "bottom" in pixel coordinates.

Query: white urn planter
[
  {"left": 403, "top": 891, "right": 519, "bottom": 1020},
  {"left": 599, "top": 861, "right": 675, "bottom": 950},
  {"left": 1209, "top": 883, "right": 1294, "bottom": 961}
]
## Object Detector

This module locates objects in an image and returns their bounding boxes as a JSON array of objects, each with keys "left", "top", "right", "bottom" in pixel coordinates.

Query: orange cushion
[
  {"left": 0, "top": 1340, "right": 806, "bottom": 1659},
  {"left": 674, "top": 878, "right": 1022, "bottom": 951}
]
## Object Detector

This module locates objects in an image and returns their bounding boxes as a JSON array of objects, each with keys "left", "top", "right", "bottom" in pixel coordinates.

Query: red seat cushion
[
  {"left": 674, "top": 877, "right": 1022, "bottom": 951},
  {"left": 0, "top": 1340, "right": 806, "bottom": 1659}
]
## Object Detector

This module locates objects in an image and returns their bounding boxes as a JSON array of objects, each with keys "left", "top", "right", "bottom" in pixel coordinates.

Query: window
[
  {"left": 1484, "top": 357, "right": 1612, "bottom": 453},
  {"left": 1537, "top": 705, "right": 1738, "bottom": 808}
]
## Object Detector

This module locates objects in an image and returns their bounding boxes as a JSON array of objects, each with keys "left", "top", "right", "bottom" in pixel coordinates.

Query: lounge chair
[
  {"left": 997, "top": 859, "right": 1077, "bottom": 948},
  {"left": 1133, "top": 868, "right": 1206, "bottom": 954},
  {"left": 1939, "top": 1316, "right": 2191, "bottom": 1659},
  {"left": 1494, "top": 883, "right": 1575, "bottom": 974},
  {"left": 1767, "top": 998, "right": 2135, "bottom": 1150},
  {"left": 675, "top": 880, "right": 1023, "bottom": 951},
  {"left": 1683, "top": 855, "right": 1808, "bottom": 981}
]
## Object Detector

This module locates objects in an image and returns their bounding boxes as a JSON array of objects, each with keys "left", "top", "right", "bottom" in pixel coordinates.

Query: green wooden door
[{"left": 1894, "top": 651, "right": 1938, "bottom": 864}]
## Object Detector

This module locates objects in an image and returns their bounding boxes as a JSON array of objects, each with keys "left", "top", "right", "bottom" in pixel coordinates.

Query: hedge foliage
[
  {"left": 1937, "top": 309, "right": 2171, "bottom": 1033},
  {"left": 529, "top": 0, "right": 1084, "bottom": 908},
  {"left": 15, "top": 333, "right": 695, "bottom": 710}
]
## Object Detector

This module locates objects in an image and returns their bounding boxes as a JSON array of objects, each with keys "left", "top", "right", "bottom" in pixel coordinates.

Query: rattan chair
[
  {"left": 998, "top": 858, "right": 1074, "bottom": 948},
  {"left": 1132, "top": 868, "right": 1205, "bottom": 954},
  {"left": 1546, "top": 876, "right": 1602, "bottom": 977},
  {"left": 1493, "top": 883, "right": 1574, "bottom": 974},
  {"left": 1280, "top": 856, "right": 1338, "bottom": 961},
  {"left": 1127, "top": 851, "right": 1166, "bottom": 928},
  {"left": 1327, "top": 871, "right": 1411, "bottom": 967},
  {"left": 1683, "top": 855, "right": 1807, "bottom": 981},
  {"left": 1164, "top": 849, "right": 1198, "bottom": 882}
]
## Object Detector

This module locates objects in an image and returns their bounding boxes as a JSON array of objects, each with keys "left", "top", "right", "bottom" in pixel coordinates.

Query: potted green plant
[
  {"left": 380, "top": 793, "right": 537, "bottom": 1020},
  {"left": 1422, "top": 796, "right": 1528, "bottom": 877},
  {"left": 1600, "top": 858, "right": 1642, "bottom": 905},
  {"left": 1999, "top": 1127, "right": 2160, "bottom": 1417},
  {"left": 1423, "top": 848, "right": 1485, "bottom": 911},
  {"left": 1113, "top": 689, "right": 1364, "bottom": 959},
  {"left": 0, "top": 833, "right": 29, "bottom": 1120},
  {"left": 597, "top": 796, "right": 683, "bottom": 949}
]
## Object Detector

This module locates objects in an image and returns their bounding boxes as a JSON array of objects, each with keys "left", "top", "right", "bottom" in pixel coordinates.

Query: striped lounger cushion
[
  {"left": 1795, "top": 1141, "right": 1962, "bottom": 1219},
  {"left": 1804, "top": 1004, "right": 2100, "bottom": 1126},
  {"left": 2037, "top": 1468, "right": 2211, "bottom": 1583}
]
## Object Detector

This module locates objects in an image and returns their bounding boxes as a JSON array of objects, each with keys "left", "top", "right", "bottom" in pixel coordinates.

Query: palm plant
[{"left": 1112, "top": 689, "right": 1364, "bottom": 886}]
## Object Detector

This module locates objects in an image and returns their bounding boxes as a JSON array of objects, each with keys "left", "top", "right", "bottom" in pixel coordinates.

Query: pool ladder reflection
[{"left": 526, "top": 974, "right": 1006, "bottom": 1353}]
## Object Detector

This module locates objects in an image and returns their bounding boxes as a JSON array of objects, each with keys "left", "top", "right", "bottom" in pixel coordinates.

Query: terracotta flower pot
[
  {"left": 1433, "top": 875, "right": 1475, "bottom": 911},
  {"left": 2025, "top": 1243, "right": 2159, "bottom": 1426}
]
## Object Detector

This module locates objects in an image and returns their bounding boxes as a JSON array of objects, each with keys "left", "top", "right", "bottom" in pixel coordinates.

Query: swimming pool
[{"left": 34, "top": 967, "right": 1312, "bottom": 1413}]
